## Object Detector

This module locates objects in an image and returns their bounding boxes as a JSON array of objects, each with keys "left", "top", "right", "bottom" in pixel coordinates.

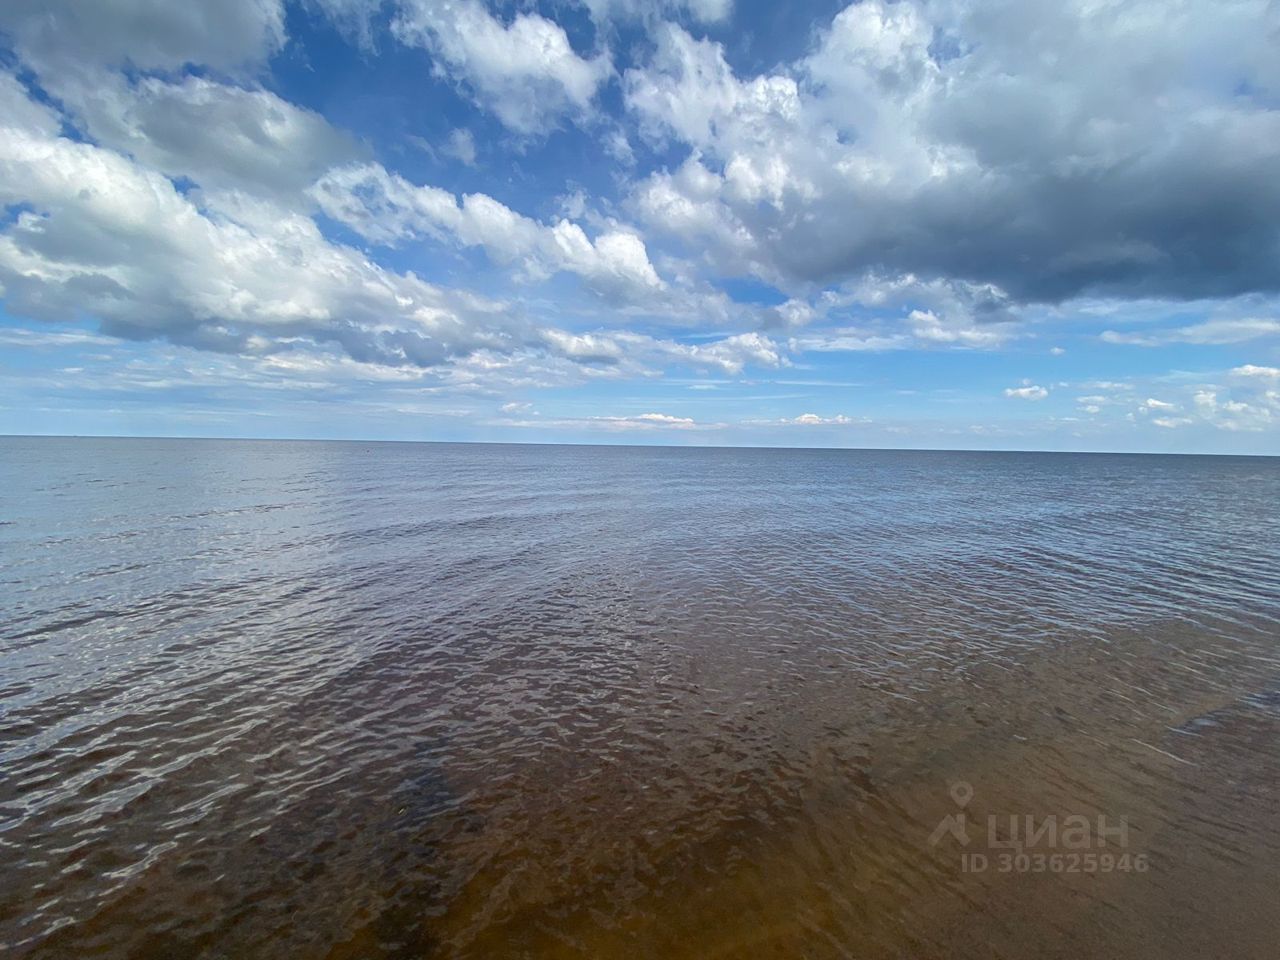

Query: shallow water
[{"left": 1, "top": 437, "right": 1278, "bottom": 958}]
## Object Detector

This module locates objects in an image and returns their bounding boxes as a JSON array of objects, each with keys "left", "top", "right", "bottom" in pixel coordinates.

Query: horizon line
[{"left": 4, "top": 433, "right": 1276, "bottom": 459}]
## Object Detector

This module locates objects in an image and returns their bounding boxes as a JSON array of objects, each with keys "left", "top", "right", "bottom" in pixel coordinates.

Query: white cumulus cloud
[
  {"left": 0, "top": 73, "right": 777, "bottom": 386},
  {"left": 391, "top": 0, "right": 611, "bottom": 135},
  {"left": 312, "top": 162, "right": 666, "bottom": 302}
]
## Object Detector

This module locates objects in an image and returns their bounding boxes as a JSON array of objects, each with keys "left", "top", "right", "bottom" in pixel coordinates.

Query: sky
[{"left": 0, "top": 0, "right": 1278, "bottom": 454}]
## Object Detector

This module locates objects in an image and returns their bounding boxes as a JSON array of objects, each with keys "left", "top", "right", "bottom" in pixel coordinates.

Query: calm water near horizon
[{"left": 2, "top": 437, "right": 1278, "bottom": 958}]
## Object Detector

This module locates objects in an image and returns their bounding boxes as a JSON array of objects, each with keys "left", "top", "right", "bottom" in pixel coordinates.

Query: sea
[{"left": 2, "top": 437, "right": 1278, "bottom": 958}]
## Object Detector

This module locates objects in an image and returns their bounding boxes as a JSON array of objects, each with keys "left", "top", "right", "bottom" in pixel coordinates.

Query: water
[{"left": 1, "top": 437, "right": 1278, "bottom": 959}]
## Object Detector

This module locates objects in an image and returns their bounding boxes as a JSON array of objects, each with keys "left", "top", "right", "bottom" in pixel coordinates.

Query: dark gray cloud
[
  {"left": 626, "top": 0, "right": 1280, "bottom": 305},
  {"left": 0, "top": 0, "right": 285, "bottom": 72}
]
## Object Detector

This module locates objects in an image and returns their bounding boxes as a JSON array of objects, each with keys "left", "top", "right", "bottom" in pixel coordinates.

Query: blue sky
[{"left": 1, "top": 0, "right": 1278, "bottom": 453}]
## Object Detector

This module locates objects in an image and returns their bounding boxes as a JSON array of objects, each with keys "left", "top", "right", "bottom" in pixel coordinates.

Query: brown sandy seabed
[{"left": 20, "top": 612, "right": 1277, "bottom": 960}]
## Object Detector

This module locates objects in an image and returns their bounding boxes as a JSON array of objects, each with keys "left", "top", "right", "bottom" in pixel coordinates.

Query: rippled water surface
[{"left": 2, "top": 437, "right": 1278, "bottom": 959}]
